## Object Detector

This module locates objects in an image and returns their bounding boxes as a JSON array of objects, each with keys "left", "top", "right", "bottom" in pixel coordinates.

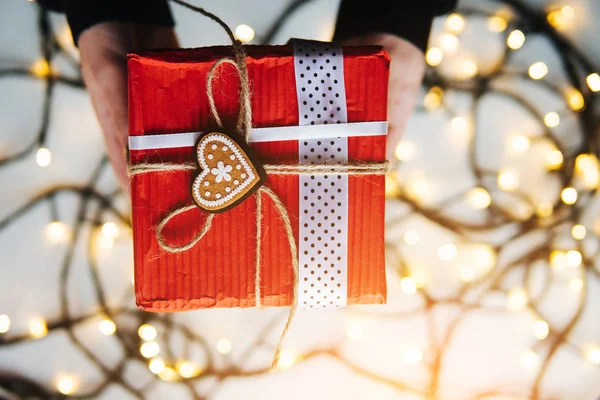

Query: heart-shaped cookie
[{"left": 191, "top": 132, "right": 266, "bottom": 213}]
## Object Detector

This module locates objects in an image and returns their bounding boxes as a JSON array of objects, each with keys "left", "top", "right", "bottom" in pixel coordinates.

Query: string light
[
  {"left": 487, "top": 16, "right": 508, "bottom": 32},
  {"left": 0, "top": 314, "right": 10, "bottom": 334},
  {"left": 177, "top": 360, "right": 202, "bottom": 378},
  {"left": 536, "top": 202, "right": 553, "bottom": 218},
  {"left": 403, "top": 230, "right": 419, "bottom": 245},
  {"left": 158, "top": 366, "right": 180, "bottom": 382},
  {"left": 234, "top": 24, "right": 255, "bottom": 43},
  {"left": 543, "top": 112, "right": 560, "bottom": 127},
  {"left": 460, "top": 59, "right": 478, "bottom": 79},
  {"left": 30, "top": 58, "right": 50, "bottom": 77},
  {"left": 571, "top": 224, "right": 586, "bottom": 240},
  {"left": 568, "top": 278, "right": 583, "bottom": 292},
  {"left": 586, "top": 73, "right": 600, "bottom": 92},
  {"left": 140, "top": 341, "right": 160, "bottom": 358},
  {"left": 216, "top": 338, "right": 232, "bottom": 354},
  {"left": 459, "top": 266, "right": 475, "bottom": 282},
  {"left": 473, "top": 244, "right": 496, "bottom": 270},
  {"left": 451, "top": 116, "right": 467, "bottom": 132},
  {"left": 521, "top": 350, "right": 540, "bottom": 372},
  {"left": 402, "top": 346, "right": 423, "bottom": 364},
  {"left": 445, "top": 13, "right": 465, "bottom": 34},
  {"left": 497, "top": 170, "right": 519, "bottom": 191},
  {"left": 533, "top": 320, "right": 549, "bottom": 340},
  {"left": 276, "top": 349, "right": 298, "bottom": 371},
  {"left": 101, "top": 222, "right": 119, "bottom": 239},
  {"left": 438, "top": 244, "right": 457, "bottom": 261},
  {"left": 544, "top": 150, "right": 563, "bottom": 170},
  {"left": 550, "top": 250, "right": 568, "bottom": 270},
  {"left": 401, "top": 277, "right": 417, "bottom": 295},
  {"left": 36, "top": 147, "right": 51, "bottom": 167},
  {"left": 585, "top": 347, "right": 600, "bottom": 364},
  {"left": 566, "top": 88, "right": 584, "bottom": 111},
  {"left": 46, "top": 221, "right": 70, "bottom": 244},
  {"left": 566, "top": 250, "right": 582, "bottom": 268},
  {"left": 395, "top": 141, "right": 415, "bottom": 161},
  {"left": 439, "top": 33, "right": 459, "bottom": 53},
  {"left": 466, "top": 187, "right": 491, "bottom": 209},
  {"left": 507, "top": 288, "right": 528, "bottom": 311},
  {"left": 425, "top": 47, "right": 443, "bottom": 66},
  {"left": 29, "top": 316, "right": 48, "bottom": 339},
  {"left": 424, "top": 86, "right": 444, "bottom": 110},
  {"left": 149, "top": 357, "right": 165, "bottom": 374},
  {"left": 510, "top": 135, "right": 531, "bottom": 153},
  {"left": 97, "top": 317, "right": 116, "bottom": 336},
  {"left": 575, "top": 154, "right": 600, "bottom": 189},
  {"left": 56, "top": 375, "right": 78, "bottom": 395},
  {"left": 561, "top": 187, "right": 578, "bottom": 205},
  {"left": 528, "top": 62, "right": 548, "bottom": 80},
  {"left": 138, "top": 324, "right": 157, "bottom": 341},
  {"left": 507, "top": 30, "right": 526, "bottom": 50},
  {"left": 347, "top": 324, "right": 363, "bottom": 340},
  {"left": 546, "top": 5, "right": 574, "bottom": 30},
  {"left": 385, "top": 175, "right": 401, "bottom": 197}
]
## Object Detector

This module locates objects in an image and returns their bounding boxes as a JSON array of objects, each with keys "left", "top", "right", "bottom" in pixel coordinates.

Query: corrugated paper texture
[{"left": 128, "top": 44, "right": 389, "bottom": 311}]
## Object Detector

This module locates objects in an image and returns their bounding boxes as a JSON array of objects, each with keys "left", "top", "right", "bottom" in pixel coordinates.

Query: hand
[
  {"left": 78, "top": 22, "right": 179, "bottom": 192},
  {"left": 342, "top": 33, "right": 425, "bottom": 160}
]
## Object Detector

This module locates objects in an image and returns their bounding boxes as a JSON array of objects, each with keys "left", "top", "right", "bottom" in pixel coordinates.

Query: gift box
[{"left": 128, "top": 40, "right": 389, "bottom": 311}]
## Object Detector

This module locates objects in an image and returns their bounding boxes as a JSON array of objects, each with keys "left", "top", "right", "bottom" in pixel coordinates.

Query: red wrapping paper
[{"left": 129, "top": 44, "right": 389, "bottom": 311}]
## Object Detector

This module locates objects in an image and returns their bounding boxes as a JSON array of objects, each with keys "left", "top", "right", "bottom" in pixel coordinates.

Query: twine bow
[{"left": 129, "top": 0, "right": 390, "bottom": 371}]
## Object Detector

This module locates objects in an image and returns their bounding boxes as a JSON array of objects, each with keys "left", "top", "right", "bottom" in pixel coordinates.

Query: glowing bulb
[
  {"left": 473, "top": 244, "right": 496, "bottom": 270},
  {"left": 507, "top": 288, "right": 528, "bottom": 311},
  {"left": 98, "top": 236, "right": 114, "bottom": 249},
  {"left": 451, "top": 116, "right": 467, "bottom": 132},
  {"left": 498, "top": 170, "right": 518, "bottom": 191},
  {"left": 536, "top": 202, "right": 553, "bottom": 218},
  {"left": 445, "top": 13, "right": 465, "bottom": 34},
  {"left": 544, "top": 112, "right": 560, "bottom": 127},
  {"left": 510, "top": 135, "right": 531, "bottom": 153},
  {"left": 561, "top": 5, "right": 574, "bottom": 19},
  {"left": 571, "top": 224, "right": 586, "bottom": 240},
  {"left": 438, "top": 244, "right": 457, "bottom": 261},
  {"left": 460, "top": 59, "right": 478, "bottom": 79},
  {"left": 586, "top": 347, "right": 600, "bottom": 364},
  {"left": 234, "top": 24, "right": 254, "bottom": 43},
  {"left": 567, "top": 88, "right": 584, "bottom": 111},
  {"left": 385, "top": 175, "right": 401, "bottom": 198},
  {"left": 101, "top": 221, "right": 119, "bottom": 239},
  {"left": 46, "top": 221, "right": 70, "bottom": 244},
  {"left": 568, "top": 278, "right": 583, "bottom": 292},
  {"left": 31, "top": 58, "right": 50, "bottom": 77},
  {"left": 545, "top": 150, "right": 563, "bottom": 170},
  {"left": 424, "top": 86, "right": 444, "bottom": 110},
  {"left": 395, "top": 141, "right": 415, "bottom": 161},
  {"left": 528, "top": 62, "right": 548, "bottom": 80},
  {"left": 276, "top": 349, "right": 298, "bottom": 371},
  {"left": 550, "top": 250, "right": 568, "bottom": 270},
  {"left": 575, "top": 154, "right": 600, "bottom": 189},
  {"left": 138, "top": 324, "right": 157, "bottom": 341},
  {"left": 566, "top": 250, "right": 582, "bottom": 268},
  {"left": 217, "top": 338, "right": 232, "bottom": 354},
  {"left": 561, "top": 187, "right": 578, "bottom": 205},
  {"left": 466, "top": 187, "right": 492, "bottom": 209},
  {"left": 586, "top": 73, "right": 600, "bottom": 92},
  {"left": 56, "top": 375, "right": 78, "bottom": 395},
  {"left": 158, "top": 366, "right": 180, "bottom": 382},
  {"left": 0, "top": 315, "right": 10, "bottom": 333},
  {"left": 177, "top": 361, "right": 202, "bottom": 378},
  {"left": 487, "top": 16, "right": 507, "bottom": 32},
  {"left": 507, "top": 30, "right": 526, "bottom": 50},
  {"left": 401, "top": 277, "right": 417, "bottom": 295},
  {"left": 521, "top": 350, "right": 539, "bottom": 371},
  {"left": 140, "top": 341, "right": 160, "bottom": 358},
  {"left": 36, "top": 147, "right": 51, "bottom": 167},
  {"left": 403, "top": 230, "right": 419, "bottom": 245},
  {"left": 460, "top": 266, "right": 475, "bottom": 282},
  {"left": 426, "top": 47, "right": 443, "bottom": 66},
  {"left": 98, "top": 318, "right": 116, "bottom": 336},
  {"left": 29, "top": 317, "right": 48, "bottom": 338},
  {"left": 406, "top": 178, "right": 432, "bottom": 203},
  {"left": 547, "top": 6, "right": 573, "bottom": 29},
  {"left": 439, "top": 33, "right": 459, "bottom": 52},
  {"left": 402, "top": 346, "right": 423, "bottom": 364},
  {"left": 149, "top": 357, "right": 165, "bottom": 374},
  {"left": 347, "top": 324, "right": 363, "bottom": 340},
  {"left": 533, "top": 320, "right": 549, "bottom": 340}
]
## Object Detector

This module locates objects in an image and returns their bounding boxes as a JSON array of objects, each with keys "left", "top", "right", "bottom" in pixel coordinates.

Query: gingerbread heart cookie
[{"left": 191, "top": 132, "right": 266, "bottom": 213}]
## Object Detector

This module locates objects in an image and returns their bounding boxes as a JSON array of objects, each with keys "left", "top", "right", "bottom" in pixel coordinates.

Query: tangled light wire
[{"left": 0, "top": 0, "right": 599, "bottom": 399}]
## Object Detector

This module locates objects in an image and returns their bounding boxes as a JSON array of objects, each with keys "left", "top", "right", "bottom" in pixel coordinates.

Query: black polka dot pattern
[{"left": 293, "top": 40, "right": 348, "bottom": 310}]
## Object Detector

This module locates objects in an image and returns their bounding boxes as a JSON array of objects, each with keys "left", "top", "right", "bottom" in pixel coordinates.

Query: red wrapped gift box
[{"left": 128, "top": 41, "right": 389, "bottom": 311}]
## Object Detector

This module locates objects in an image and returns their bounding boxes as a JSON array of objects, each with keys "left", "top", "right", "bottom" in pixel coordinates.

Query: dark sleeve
[
  {"left": 333, "top": 0, "right": 457, "bottom": 53},
  {"left": 36, "top": 0, "right": 174, "bottom": 46}
]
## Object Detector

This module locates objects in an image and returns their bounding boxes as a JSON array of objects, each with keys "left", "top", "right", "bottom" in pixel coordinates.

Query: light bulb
[
  {"left": 543, "top": 112, "right": 560, "bottom": 127},
  {"left": 451, "top": 116, "right": 467, "bottom": 132},
  {"left": 533, "top": 320, "right": 549, "bottom": 340},
  {"left": 498, "top": 170, "right": 518, "bottom": 191},
  {"left": 585, "top": 347, "right": 600, "bottom": 365},
  {"left": 98, "top": 318, "right": 116, "bottom": 336},
  {"left": 445, "top": 13, "right": 465, "bottom": 34},
  {"left": 545, "top": 150, "right": 563, "bottom": 170},
  {"left": 31, "top": 58, "right": 51, "bottom": 77},
  {"left": 528, "top": 62, "right": 548, "bottom": 80},
  {"left": 158, "top": 366, "right": 180, "bottom": 382},
  {"left": 140, "top": 341, "right": 160, "bottom": 358},
  {"left": 402, "top": 346, "right": 423, "bottom": 364},
  {"left": 36, "top": 147, "right": 51, "bottom": 167},
  {"left": 138, "top": 324, "right": 157, "bottom": 341},
  {"left": 216, "top": 338, "right": 232, "bottom": 354},
  {"left": 571, "top": 224, "right": 586, "bottom": 240},
  {"left": 536, "top": 202, "right": 553, "bottom": 218},
  {"left": 149, "top": 357, "right": 165, "bottom": 374},
  {"left": 29, "top": 316, "right": 48, "bottom": 338},
  {"left": 586, "top": 73, "right": 600, "bottom": 92},
  {"left": 510, "top": 135, "right": 531, "bottom": 153},
  {"left": 575, "top": 154, "right": 600, "bottom": 189},
  {"left": 406, "top": 178, "right": 432, "bottom": 203},
  {"left": 438, "top": 244, "right": 457, "bottom": 261},
  {"left": 439, "top": 33, "right": 459, "bottom": 53},
  {"left": 101, "top": 222, "right": 119, "bottom": 239},
  {"left": 507, "top": 288, "right": 528, "bottom": 310},
  {"left": 401, "top": 277, "right": 417, "bottom": 295},
  {"left": 466, "top": 187, "right": 492, "bottom": 209},
  {"left": 567, "top": 88, "right": 584, "bottom": 111},
  {"left": 426, "top": 47, "right": 443, "bottom": 66},
  {"left": 507, "top": 30, "right": 526, "bottom": 50},
  {"left": 547, "top": 6, "right": 573, "bottom": 30},
  {"left": 561, "top": 187, "right": 578, "bottom": 205},
  {"left": 487, "top": 16, "right": 507, "bottom": 32},
  {"left": 403, "top": 230, "right": 419, "bottom": 245},
  {"left": 460, "top": 59, "right": 478, "bottom": 79},
  {"left": 566, "top": 250, "right": 582, "bottom": 268},
  {"left": 459, "top": 266, "right": 475, "bottom": 282},
  {"left": 395, "top": 141, "right": 415, "bottom": 161},
  {"left": 276, "top": 349, "right": 298, "bottom": 371},
  {"left": 177, "top": 360, "right": 202, "bottom": 378},
  {"left": 56, "top": 375, "right": 78, "bottom": 395},
  {"left": 46, "top": 221, "right": 70, "bottom": 244},
  {"left": 424, "top": 87, "right": 443, "bottom": 110},
  {"left": 473, "top": 244, "right": 496, "bottom": 270},
  {"left": 550, "top": 250, "right": 568, "bottom": 270},
  {"left": 0, "top": 314, "right": 10, "bottom": 333},
  {"left": 235, "top": 24, "right": 254, "bottom": 43},
  {"left": 347, "top": 324, "right": 363, "bottom": 340},
  {"left": 568, "top": 278, "right": 583, "bottom": 292},
  {"left": 560, "top": 5, "right": 574, "bottom": 19}
]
